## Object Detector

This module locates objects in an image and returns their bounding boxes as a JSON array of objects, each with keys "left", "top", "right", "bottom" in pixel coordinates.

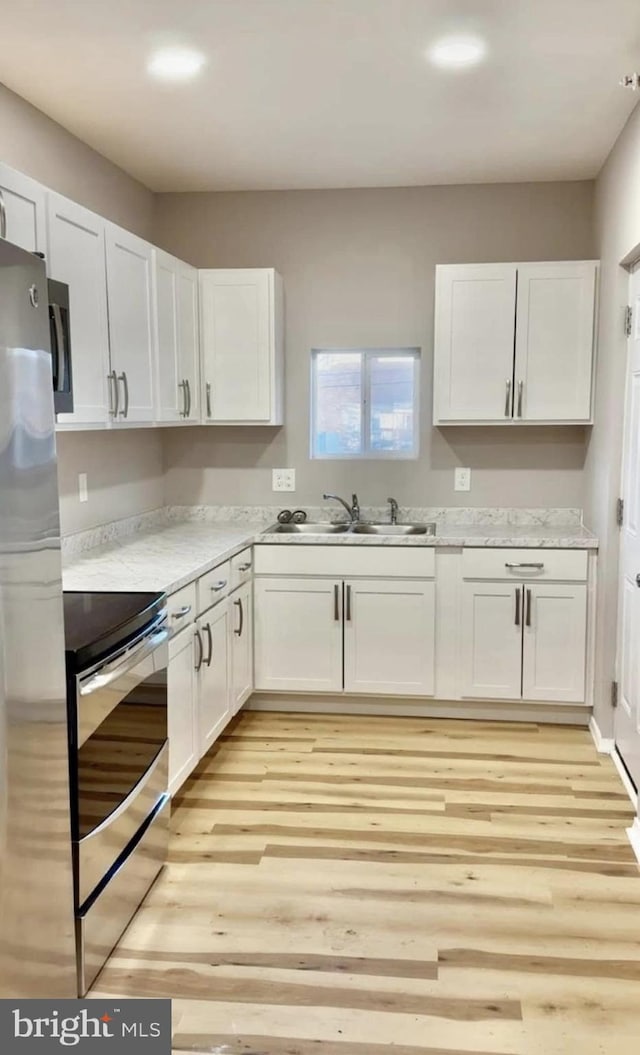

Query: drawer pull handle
[
  {"left": 238, "top": 562, "right": 252, "bottom": 572},
  {"left": 211, "top": 580, "right": 227, "bottom": 592},
  {"left": 505, "top": 562, "right": 544, "bottom": 570},
  {"left": 172, "top": 605, "right": 192, "bottom": 619}
]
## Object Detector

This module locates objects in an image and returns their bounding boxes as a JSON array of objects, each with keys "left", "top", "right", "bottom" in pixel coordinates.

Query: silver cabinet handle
[
  {"left": 186, "top": 378, "right": 191, "bottom": 417},
  {"left": 0, "top": 190, "right": 6, "bottom": 239},
  {"left": 517, "top": 380, "right": 524, "bottom": 418},
  {"left": 636, "top": 574, "right": 640, "bottom": 588},
  {"left": 525, "top": 588, "right": 532, "bottom": 628},
  {"left": 505, "top": 378, "right": 512, "bottom": 417},
  {"left": 210, "top": 579, "right": 227, "bottom": 592},
  {"left": 206, "top": 381, "right": 212, "bottom": 418},
  {"left": 505, "top": 562, "right": 544, "bottom": 570},
  {"left": 515, "top": 587, "right": 521, "bottom": 627},
  {"left": 171, "top": 604, "right": 192, "bottom": 620},
  {"left": 346, "top": 584, "right": 352, "bottom": 622},
  {"left": 194, "top": 627, "right": 204, "bottom": 671},
  {"left": 238, "top": 562, "right": 252, "bottom": 572},
  {"left": 205, "top": 622, "right": 213, "bottom": 666},
  {"left": 178, "top": 380, "right": 187, "bottom": 417},
  {"left": 108, "top": 370, "right": 119, "bottom": 416},
  {"left": 51, "top": 303, "right": 66, "bottom": 393},
  {"left": 334, "top": 583, "right": 340, "bottom": 621},
  {"left": 234, "top": 597, "right": 244, "bottom": 637},
  {"left": 117, "top": 372, "right": 129, "bottom": 417}
]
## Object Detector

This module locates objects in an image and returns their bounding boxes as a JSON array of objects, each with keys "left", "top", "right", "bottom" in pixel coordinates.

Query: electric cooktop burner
[{"left": 63, "top": 591, "right": 166, "bottom": 672}]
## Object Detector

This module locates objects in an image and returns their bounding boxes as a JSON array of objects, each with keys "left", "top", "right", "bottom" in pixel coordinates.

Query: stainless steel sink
[
  {"left": 351, "top": 522, "right": 436, "bottom": 536},
  {"left": 269, "top": 522, "right": 351, "bottom": 534}
]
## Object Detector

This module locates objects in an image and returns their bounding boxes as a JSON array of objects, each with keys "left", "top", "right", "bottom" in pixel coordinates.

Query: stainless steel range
[{"left": 63, "top": 591, "right": 170, "bottom": 994}]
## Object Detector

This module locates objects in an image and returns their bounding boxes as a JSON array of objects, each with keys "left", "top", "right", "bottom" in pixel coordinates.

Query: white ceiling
[{"left": 1, "top": 0, "right": 639, "bottom": 192}]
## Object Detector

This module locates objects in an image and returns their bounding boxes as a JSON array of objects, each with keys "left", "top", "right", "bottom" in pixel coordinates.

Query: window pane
[
  {"left": 369, "top": 355, "right": 416, "bottom": 453},
  {"left": 314, "top": 353, "right": 362, "bottom": 455}
]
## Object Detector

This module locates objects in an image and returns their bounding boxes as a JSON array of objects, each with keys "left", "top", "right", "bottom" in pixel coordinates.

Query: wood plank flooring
[{"left": 90, "top": 712, "right": 640, "bottom": 1054}]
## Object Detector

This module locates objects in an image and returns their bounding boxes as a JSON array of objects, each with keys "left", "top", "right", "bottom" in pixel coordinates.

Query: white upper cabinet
[
  {"left": 434, "top": 264, "right": 517, "bottom": 423},
  {"left": 47, "top": 194, "right": 111, "bottom": 426},
  {"left": 433, "top": 261, "right": 598, "bottom": 425},
  {"left": 514, "top": 262, "right": 597, "bottom": 422},
  {"left": 105, "top": 223, "right": 156, "bottom": 424},
  {"left": 199, "top": 268, "right": 284, "bottom": 424},
  {"left": 154, "top": 249, "right": 200, "bottom": 424},
  {"left": 0, "top": 163, "right": 47, "bottom": 254}
]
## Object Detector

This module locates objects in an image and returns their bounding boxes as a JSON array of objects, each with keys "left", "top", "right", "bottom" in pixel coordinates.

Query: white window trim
[{"left": 310, "top": 347, "right": 420, "bottom": 460}]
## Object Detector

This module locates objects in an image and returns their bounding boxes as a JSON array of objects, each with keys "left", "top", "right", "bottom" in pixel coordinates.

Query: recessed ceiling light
[
  {"left": 428, "top": 36, "right": 487, "bottom": 70},
  {"left": 147, "top": 47, "right": 206, "bottom": 82}
]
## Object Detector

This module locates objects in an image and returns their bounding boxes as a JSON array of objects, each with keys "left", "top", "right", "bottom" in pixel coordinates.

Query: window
[{"left": 311, "top": 348, "right": 420, "bottom": 459}]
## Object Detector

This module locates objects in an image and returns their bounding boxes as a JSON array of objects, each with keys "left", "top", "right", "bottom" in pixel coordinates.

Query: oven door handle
[{"left": 78, "top": 625, "right": 169, "bottom": 696}]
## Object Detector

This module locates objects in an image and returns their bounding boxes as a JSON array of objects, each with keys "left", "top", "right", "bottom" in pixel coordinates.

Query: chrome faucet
[
  {"left": 323, "top": 492, "right": 360, "bottom": 523},
  {"left": 387, "top": 497, "right": 399, "bottom": 525}
]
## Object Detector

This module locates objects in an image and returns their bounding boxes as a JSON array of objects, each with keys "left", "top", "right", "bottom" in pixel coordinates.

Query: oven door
[
  {"left": 73, "top": 616, "right": 169, "bottom": 908},
  {"left": 48, "top": 278, "right": 73, "bottom": 414}
]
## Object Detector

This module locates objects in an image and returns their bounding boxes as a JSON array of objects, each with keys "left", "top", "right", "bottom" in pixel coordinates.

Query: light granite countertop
[{"left": 62, "top": 517, "right": 598, "bottom": 595}]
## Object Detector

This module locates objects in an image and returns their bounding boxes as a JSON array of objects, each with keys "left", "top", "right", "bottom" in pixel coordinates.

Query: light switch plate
[
  {"left": 454, "top": 467, "right": 471, "bottom": 492},
  {"left": 78, "top": 473, "right": 88, "bottom": 503},
  {"left": 272, "top": 468, "right": 296, "bottom": 492}
]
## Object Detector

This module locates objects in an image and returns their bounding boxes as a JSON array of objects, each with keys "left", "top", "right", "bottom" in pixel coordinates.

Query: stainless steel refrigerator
[{"left": 0, "top": 237, "right": 76, "bottom": 996}]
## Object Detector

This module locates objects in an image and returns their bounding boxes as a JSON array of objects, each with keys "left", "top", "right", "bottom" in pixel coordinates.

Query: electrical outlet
[
  {"left": 454, "top": 467, "right": 471, "bottom": 492},
  {"left": 78, "top": 473, "right": 89, "bottom": 503},
  {"left": 272, "top": 468, "right": 296, "bottom": 492}
]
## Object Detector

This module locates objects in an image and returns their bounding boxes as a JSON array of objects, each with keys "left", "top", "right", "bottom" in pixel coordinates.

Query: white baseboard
[
  {"left": 589, "top": 715, "right": 615, "bottom": 754},
  {"left": 627, "top": 818, "right": 640, "bottom": 864},
  {"left": 247, "top": 693, "right": 590, "bottom": 725}
]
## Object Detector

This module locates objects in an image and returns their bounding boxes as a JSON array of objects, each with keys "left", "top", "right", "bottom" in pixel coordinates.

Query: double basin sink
[{"left": 269, "top": 521, "right": 436, "bottom": 536}]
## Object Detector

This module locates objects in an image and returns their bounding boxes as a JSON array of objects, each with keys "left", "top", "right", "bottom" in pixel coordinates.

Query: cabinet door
[
  {"left": 460, "top": 581, "right": 523, "bottom": 699},
  {"left": 254, "top": 577, "right": 342, "bottom": 692},
  {"left": 198, "top": 602, "right": 231, "bottom": 755},
  {"left": 343, "top": 579, "right": 435, "bottom": 696},
  {"left": 0, "top": 163, "right": 46, "bottom": 254},
  {"left": 105, "top": 223, "right": 156, "bottom": 423},
  {"left": 168, "top": 625, "right": 199, "bottom": 795},
  {"left": 177, "top": 262, "right": 200, "bottom": 421},
  {"left": 200, "top": 268, "right": 273, "bottom": 423},
  {"left": 154, "top": 250, "right": 182, "bottom": 423},
  {"left": 230, "top": 582, "right": 253, "bottom": 714},
  {"left": 47, "top": 194, "right": 111, "bottom": 426},
  {"left": 434, "top": 264, "right": 517, "bottom": 423},
  {"left": 522, "top": 583, "right": 587, "bottom": 702},
  {"left": 514, "top": 262, "right": 596, "bottom": 422}
]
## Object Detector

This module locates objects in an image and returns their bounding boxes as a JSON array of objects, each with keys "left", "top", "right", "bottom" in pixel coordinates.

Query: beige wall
[
  {"left": 56, "top": 430, "right": 164, "bottom": 537},
  {"left": 0, "top": 82, "right": 164, "bottom": 535},
  {"left": 586, "top": 101, "right": 640, "bottom": 736},
  {"left": 154, "top": 182, "right": 595, "bottom": 510}
]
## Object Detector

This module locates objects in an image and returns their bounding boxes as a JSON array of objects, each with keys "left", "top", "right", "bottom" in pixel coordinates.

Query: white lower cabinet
[
  {"left": 230, "top": 582, "right": 253, "bottom": 713},
  {"left": 254, "top": 577, "right": 343, "bottom": 692},
  {"left": 343, "top": 579, "right": 435, "bottom": 696},
  {"left": 460, "top": 579, "right": 587, "bottom": 703},
  {"left": 522, "top": 583, "right": 587, "bottom": 703},
  {"left": 254, "top": 574, "right": 435, "bottom": 696},
  {"left": 460, "top": 582, "right": 523, "bottom": 700},
  {"left": 168, "top": 625, "right": 199, "bottom": 795},
  {"left": 197, "top": 601, "right": 231, "bottom": 754}
]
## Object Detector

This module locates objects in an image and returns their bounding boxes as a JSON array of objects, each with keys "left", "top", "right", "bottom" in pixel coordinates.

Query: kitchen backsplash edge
[{"left": 61, "top": 505, "right": 585, "bottom": 560}]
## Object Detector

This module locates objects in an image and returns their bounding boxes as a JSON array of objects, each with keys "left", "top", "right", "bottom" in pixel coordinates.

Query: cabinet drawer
[
  {"left": 198, "top": 560, "right": 231, "bottom": 614},
  {"left": 231, "top": 548, "right": 254, "bottom": 590},
  {"left": 461, "top": 548, "right": 587, "bottom": 582},
  {"left": 254, "top": 544, "right": 435, "bottom": 578},
  {"left": 167, "top": 582, "right": 197, "bottom": 631}
]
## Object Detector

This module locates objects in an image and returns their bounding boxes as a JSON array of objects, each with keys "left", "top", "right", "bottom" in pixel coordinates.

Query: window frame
[{"left": 310, "top": 347, "right": 420, "bottom": 460}]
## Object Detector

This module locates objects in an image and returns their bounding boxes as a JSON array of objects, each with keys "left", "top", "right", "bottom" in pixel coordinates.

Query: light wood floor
[{"left": 92, "top": 711, "right": 640, "bottom": 1054}]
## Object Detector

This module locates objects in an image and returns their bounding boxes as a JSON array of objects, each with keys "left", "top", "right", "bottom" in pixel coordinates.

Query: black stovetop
[{"left": 63, "top": 591, "right": 166, "bottom": 673}]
